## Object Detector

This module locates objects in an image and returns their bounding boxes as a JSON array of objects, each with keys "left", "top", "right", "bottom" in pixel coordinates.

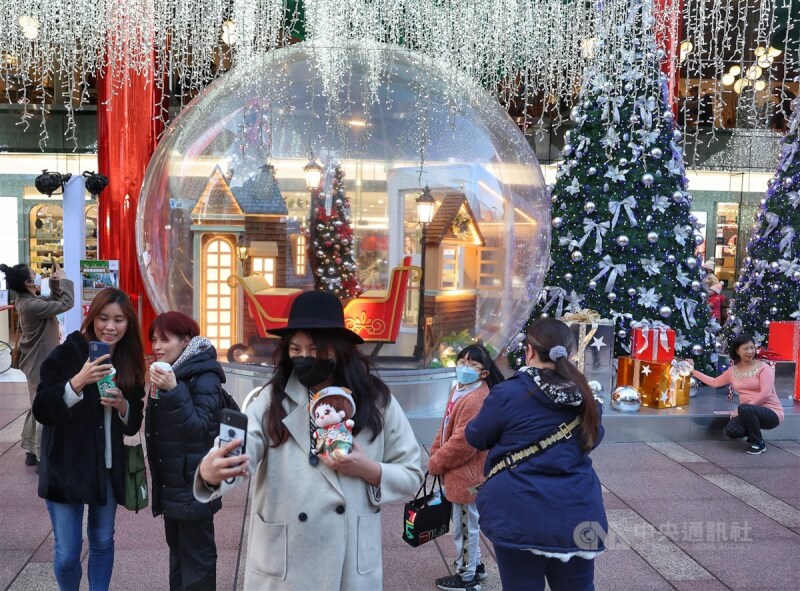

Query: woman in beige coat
[
  {"left": 196, "top": 291, "right": 423, "bottom": 590},
  {"left": 1, "top": 262, "right": 74, "bottom": 466}
]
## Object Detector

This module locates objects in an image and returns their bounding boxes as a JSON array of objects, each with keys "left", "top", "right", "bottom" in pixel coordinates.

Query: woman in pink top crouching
[{"left": 692, "top": 333, "right": 784, "bottom": 455}]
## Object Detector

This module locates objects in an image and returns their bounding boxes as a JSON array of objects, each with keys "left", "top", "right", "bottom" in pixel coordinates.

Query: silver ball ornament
[
  {"left": 785, "top": 177, "right": 794, "bottom": 188},
  {"left": 584, "top": 201, "right": 596, "bottom": 214},
  {"left": 793, "top": 271, "right": 800, "bottom": 282},
  {"left": 659, "top": 305, "right": 672, "bottom": 318},
  {"left": 619, "top": 158, "right": 628, "bottom": 167},
  {"left": 552, "top": 217, "right": 563, "bottom": 229},
  {"left": 570, "top": 107, "right": 581, "bottom": 122},
  {"left": 641, "top": 173, "right": 655, "bottom": 187},
  {"left": 650, "top": 147, "right": 663, "bottom": 159},
  {"left": 694, "top": 234, "right": 705, "bottom": 246},
  {"left": 686, "top": 257, "right": 698, "bottom": 269},
  {"left": 691, "top": 280, "right": 701, "bottom": 291},
  {"left": 588, "top": 381, "right": 603, "bottom": 395},
  {"left": 564, "top": 273, "right": 574, "bottom": 282},
  {"left": 627, "top": 287, "right": 636, "bottom": 296},
  {"left": 770, "top": 307, "right": 779, "bottom": 315},
  {"left": 607, "top": 292, "right": 617, "bottom": 302},
  {"left": 691, "top": 344, "right": 704, "bottom": 356},
  {"left": 764, "top": 319, "right": 771, "bottom": 327},
  {"left": 588, "top": 281, "right": 597, "bottom": 290},
  {"left": 611, "top": 386, "right": 642, "bottom": 412},
  {"left": 672, "top": 191, "right": 684, "bottom": 203},
  {"left": 689, "top": 377, "right": 699, "bottom": 397},
  {"left": 667, "top": 254, "right": 676, "bottom": 263},
  {"left": 645, "top": 215, "right": 653, "bottom": 223},
  {"left": 673, "top": 129, "right": 683, "bottom": 141},
  {"left": 771, "top": 283, "right": 781, "bottom": 293},
  {"left": 714, "top": 341, "right": 725, "bottom": 353},
  {"left": 603, "top": 183, "right": 610, "bottom": 192},
  {"left": 571, "top": 250, "right": 584, "bottom": 263},
  {"left": 770, "top": 261, "right": 780, "bottom": 273},
  {"left": 647, "top": 231, "right": 659, "bottom": 243},
  {"left": 563, "top": 144, "right": 574, "bottom": 156},
  {"left": 551, "top": 194, "right": 559, "bottom": 204},
  {"left": 617, "top": 329, "right": 628, "bottom": 338},
  {"left": 588, "top": 167, "right": 598, "bottom": 176},
  {"left": 616, "top": 235, "right": 629, "bottom": 247}
]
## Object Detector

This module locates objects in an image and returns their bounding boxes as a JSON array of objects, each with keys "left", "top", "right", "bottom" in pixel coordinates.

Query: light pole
[{"left": 413, "top": 186, "right": 436, "bottom": 360}]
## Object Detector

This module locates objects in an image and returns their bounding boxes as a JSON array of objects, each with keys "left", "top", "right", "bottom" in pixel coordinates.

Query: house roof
[
  {"left": 231, "top": 165, "right": 288, "bottom": 215},
  {"left": 192, "top": 166, "right": 244, "bottom": 219},
  {"left": 424, "top": 193, "right": 485, "bottom": 246}
]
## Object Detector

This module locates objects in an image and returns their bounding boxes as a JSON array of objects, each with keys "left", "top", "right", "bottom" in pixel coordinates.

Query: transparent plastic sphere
[{"left": 138, "top": 42, "right": 549, "bottom": 362}]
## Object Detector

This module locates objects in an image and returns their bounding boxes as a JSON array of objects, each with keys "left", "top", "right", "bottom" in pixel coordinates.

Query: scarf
[{"left": 522, "top": 366, "right": 583, "bottom": 407}]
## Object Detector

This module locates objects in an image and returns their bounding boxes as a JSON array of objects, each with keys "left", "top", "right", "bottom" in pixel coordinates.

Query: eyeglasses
[{"left": 456, "top": 360, "right": 484, "bottom": 371}]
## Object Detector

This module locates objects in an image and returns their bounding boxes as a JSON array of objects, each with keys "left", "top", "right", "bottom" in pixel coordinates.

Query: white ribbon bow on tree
[
  {"left": 598, "top": 95, "right": 624, "bottom": 124},
  {"left": 579, "top": 218, "right": 610, "bottom": 254},
  {"left": 779, "top": 226, "right": 795, "bottom": 257},
  {"left": 778, "top": 258, "right": 800, "bottom": 278},
  {"left": 763, "top": 212, "right": 780, "bottom": 237},
  {"left": 754, "top": 260, "right": 769, "bottom": 286},
  {"left": 747, "top": 297, "right": 762, "bottom": 313},
  {"left": 609, "top": 196, "right": 638, "bottom": 228},
  {"left": 788, "top": 191, "right": 800, "bottom": 209},
  {"left": 542, "top": 286, "right": 567, "bottom": 318},
  {"left": 674, "top": 297, "right": 698, "bottom": 329},
  {"left": 592, "top": 255, "right": 627, "bottom": 293}
]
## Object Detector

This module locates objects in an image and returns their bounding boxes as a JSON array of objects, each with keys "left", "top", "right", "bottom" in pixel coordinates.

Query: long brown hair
[
  {"left": 80, "top": 288, "right": 145, "bottom": 394},
  {"left": 525, "top": 318, "right": 600, "bottom": 453},
  {"left": 264, "top": 330, "right": 390, "bottom": 447}
]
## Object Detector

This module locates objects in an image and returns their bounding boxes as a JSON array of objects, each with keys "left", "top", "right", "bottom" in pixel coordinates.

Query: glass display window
[{"left": 714, "top": 202, "right": 740, "bottom": 286}]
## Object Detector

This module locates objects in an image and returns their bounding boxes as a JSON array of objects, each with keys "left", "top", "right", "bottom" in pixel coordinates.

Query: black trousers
[
  {"left": 724, "top": 404, "right": 780, "bottom": 443},
  {"left": 164, "top": 516, "right": 217, "bottom": 591}
]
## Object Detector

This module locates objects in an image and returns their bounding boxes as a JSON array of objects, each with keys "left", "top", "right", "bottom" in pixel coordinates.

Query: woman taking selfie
[
  {"left": 466, "top": 318, "right": 606, "bottom": 591},
  {"left": 195, "top": 290, "right": 423, "bottom": 590},
  {"left": 691, "top": 332, "right": 784, "bottom": 455},
  {"left": 147, "top": 311, "right": 224, "bottom": 591},
  {"left": 33, "top": 288, "right": 145, "bottom": 591},
  {"left": 0, "top": 262, "right": 74, "bottom": 467}
]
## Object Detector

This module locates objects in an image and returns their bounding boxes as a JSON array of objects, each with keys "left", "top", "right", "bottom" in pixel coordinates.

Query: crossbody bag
[{"left": 467, "top": 414, "right": 582, "bottom": 495}]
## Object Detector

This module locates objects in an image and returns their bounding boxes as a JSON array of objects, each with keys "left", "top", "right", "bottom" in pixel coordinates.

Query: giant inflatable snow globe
[{"left": 138, "top": 41, "right": 550, "bottom": 370}]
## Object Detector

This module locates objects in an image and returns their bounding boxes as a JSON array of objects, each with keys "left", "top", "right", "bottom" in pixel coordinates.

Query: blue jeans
[{"left": 45, "top": 469, "right": 117, "bottom": 591}]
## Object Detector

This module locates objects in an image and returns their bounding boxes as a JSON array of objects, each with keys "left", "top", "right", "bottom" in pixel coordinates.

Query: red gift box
[
  {"left": 767, "top": 321, "right": 800, "bottom": 361},
  {"left": 631, "top": 325, "right": 675, "bottom": 362}
]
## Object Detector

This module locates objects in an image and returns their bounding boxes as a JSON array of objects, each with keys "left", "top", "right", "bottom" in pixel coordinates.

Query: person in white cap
[{"left": 702, "top": 259, "right": 719, "bottom": 289}]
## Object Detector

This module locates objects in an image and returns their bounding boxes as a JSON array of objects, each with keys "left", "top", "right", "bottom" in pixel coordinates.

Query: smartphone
[
  {"left": 89, "top": 341, "right": 111, "bottom": 362},
  {"left": 219, "top": 409, "right": 248, "bottom": 458}
]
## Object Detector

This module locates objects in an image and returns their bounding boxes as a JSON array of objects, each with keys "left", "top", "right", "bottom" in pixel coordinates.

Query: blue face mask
[{"left": 456, "top": 366, "right": 481, "bottom": 385}]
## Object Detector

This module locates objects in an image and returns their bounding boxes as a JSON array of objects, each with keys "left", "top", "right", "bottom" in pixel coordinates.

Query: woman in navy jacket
[
  {"left": 147, "top": 311, "right": 224, "bottom": 591},
  {"left": 466, "top": 318, "right": 607, "bottom": 591}
]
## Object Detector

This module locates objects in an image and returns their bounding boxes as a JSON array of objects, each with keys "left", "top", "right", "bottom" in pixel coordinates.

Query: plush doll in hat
[{"left": 310, "top": 386, "right": 357, "bottom": 459}]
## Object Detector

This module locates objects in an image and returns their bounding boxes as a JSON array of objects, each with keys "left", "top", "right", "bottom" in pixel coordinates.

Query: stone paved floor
[{"left": 0, "top": 370, "right": 799, "bottom": 590}]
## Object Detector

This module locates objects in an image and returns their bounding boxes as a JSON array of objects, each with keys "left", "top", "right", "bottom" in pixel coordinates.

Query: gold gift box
[{"left": 616, "top": 357, "right": 690, "bottom": 409}]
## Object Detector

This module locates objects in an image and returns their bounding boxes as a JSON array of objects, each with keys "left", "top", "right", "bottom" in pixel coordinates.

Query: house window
[
  {"left": 440, "top": 246, "right": 460, "bottom": 290},
  {"left": 295, "top": 234, "right": 307, "bottom": 275},
  {"left": 202, "top": 236, "right": 235, "bottom": 351},
  {"left": 251, "top": 257, "right": 276, "bottom": 287},
  {"left": 478, "top": 247, "right": 502, "bottom": 290}
]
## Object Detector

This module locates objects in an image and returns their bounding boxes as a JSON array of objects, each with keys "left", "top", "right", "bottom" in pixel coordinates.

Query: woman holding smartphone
[
  {"left": 0, "top": 261, "right": 74, "bottom": 467},
  {"left": 147, "top": 311, "right": 224, "bottom": 591},
  {"left": 33, "top": 288, "right": 145, "bottom": 591},
  {"left": 195, "top": 290, "right": 423, "bottom": 590}
]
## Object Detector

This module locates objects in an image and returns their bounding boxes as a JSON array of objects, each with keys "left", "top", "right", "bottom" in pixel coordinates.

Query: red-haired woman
[
  {"left": 33, "top": 288, "right": 145, "bottom": 591},
  {"left": 146, "top": 311, "right": 224, "bottom": 591},
  {"left": 466, "top": 318, "right": 607, "bottom": 591}
]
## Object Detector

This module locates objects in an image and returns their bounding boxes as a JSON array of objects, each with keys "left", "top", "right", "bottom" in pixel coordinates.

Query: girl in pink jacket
[{"left": 429, "top": 344, "right": 504, "bottom": 591}]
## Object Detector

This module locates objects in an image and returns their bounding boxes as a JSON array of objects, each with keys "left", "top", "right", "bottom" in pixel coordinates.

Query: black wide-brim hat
[{"left": 267, "top": 290, "right": 364, "bottom": 344}]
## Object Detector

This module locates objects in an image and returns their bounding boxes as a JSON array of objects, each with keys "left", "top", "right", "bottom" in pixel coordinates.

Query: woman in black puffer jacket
[{"left": 146, "top": 312, "right": 224, "bottom": 591}]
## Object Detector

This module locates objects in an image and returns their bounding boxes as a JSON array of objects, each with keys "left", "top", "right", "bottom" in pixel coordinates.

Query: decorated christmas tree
[
  {"left": 510, "top": 0, "right": 714, "bottom": 372},
  {"left": 307, "top": 161, "right": 363, "bottom": 298},
  {"left": 722, "top": 98, "right": 800, "bottom": 348}
]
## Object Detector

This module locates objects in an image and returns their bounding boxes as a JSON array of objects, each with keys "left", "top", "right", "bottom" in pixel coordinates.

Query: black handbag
[{"left": 401, "top": 473, "right": 452, "bottom": 547}]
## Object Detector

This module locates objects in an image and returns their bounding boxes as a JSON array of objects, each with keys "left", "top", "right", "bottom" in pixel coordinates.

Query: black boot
[{"left": 24, "top": 452, "right": 38, "bottom": 466}]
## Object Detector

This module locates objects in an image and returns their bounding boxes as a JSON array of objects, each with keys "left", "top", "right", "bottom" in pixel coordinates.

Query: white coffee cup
[{"left": 151, "top": 361, "right": 172, "bottom": 373}]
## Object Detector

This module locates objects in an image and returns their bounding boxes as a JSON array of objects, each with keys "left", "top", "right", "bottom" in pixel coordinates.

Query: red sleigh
[{"left": 228, "top": 257, "right": 420, "bottom": 361}]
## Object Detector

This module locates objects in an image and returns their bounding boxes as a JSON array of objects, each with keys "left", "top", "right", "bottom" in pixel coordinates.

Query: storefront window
[{"left": 714, "top": 202, "right": 740, "bottom": 287}]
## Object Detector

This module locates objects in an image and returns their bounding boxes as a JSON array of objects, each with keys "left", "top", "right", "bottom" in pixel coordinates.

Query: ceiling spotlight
[
  {"left": 754, "top": 80, "right": 767, "bottom": 91},
  {"left": 82, "top": 171, "right": 109, "bottom": 195},
  {"left": 746, "top": 66, "right": 763, "bottom": 80},
  {"left": 729, "top": 65, "right": 741, "bottom": 76},
  {"left": 757, "top": 55, "right": 773, "bottom": 68},
  {"left": 767, "top": 46, "right": 782, "bottom": 58},
  {"left": 721, "top": 73, "right": 736, "bottom": 86},
  {"left": 35, "top": 170, "right": 71, "bottom": 197},
  {"left": 733, "top": 79, "right": 751, "bottom": 94},
  {"left": 754, "top": 46, "right": 767, "bottom": 57}
]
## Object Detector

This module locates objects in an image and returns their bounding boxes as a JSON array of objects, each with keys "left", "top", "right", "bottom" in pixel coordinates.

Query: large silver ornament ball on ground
[
  {"left": 611, "top": 386, "right": 642, "bottom": 412},
  {"left": 689, "top": 377, "right": 699, "bottom": 398}
]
